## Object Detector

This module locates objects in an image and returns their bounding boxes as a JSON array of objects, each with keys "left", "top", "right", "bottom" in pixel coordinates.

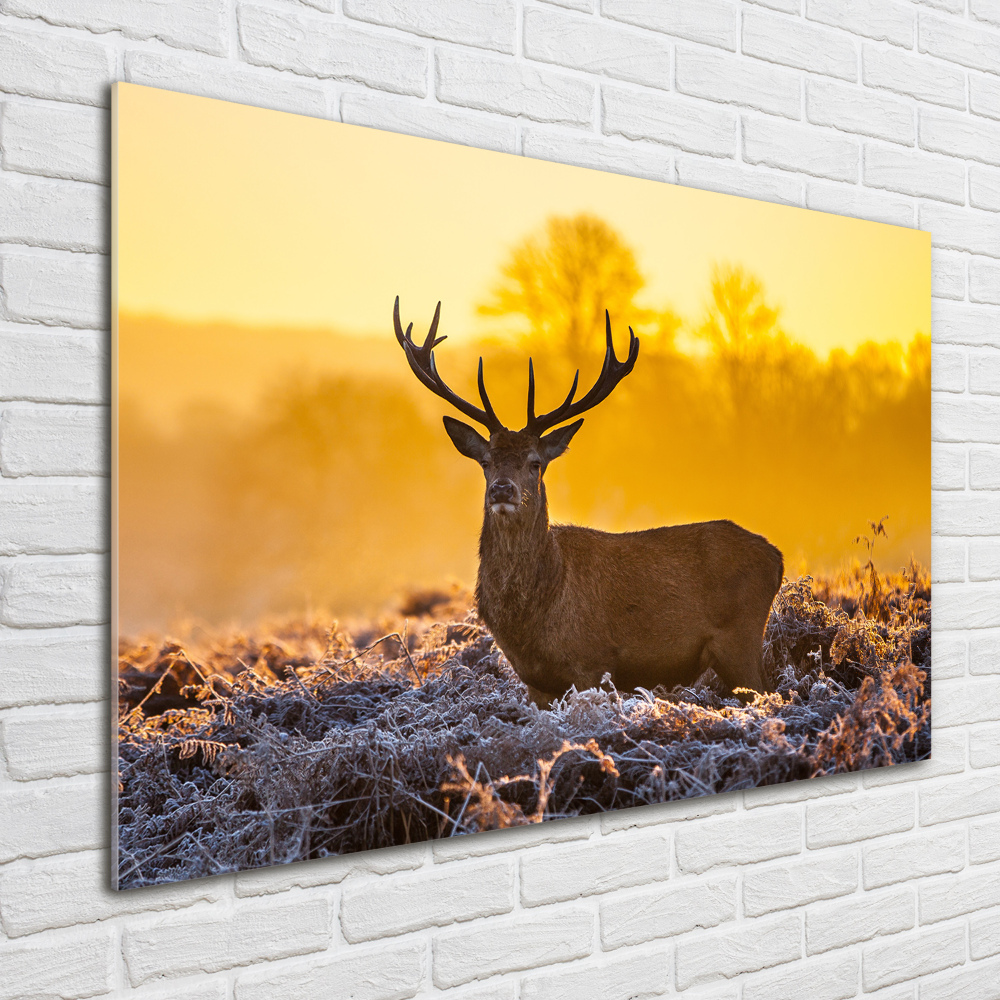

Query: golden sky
[{"left": 116, "top": 83, "right": 930, "bottom": 356}]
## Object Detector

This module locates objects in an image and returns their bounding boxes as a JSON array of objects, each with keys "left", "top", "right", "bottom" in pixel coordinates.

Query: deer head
[{"left": 393, "top": 297, "right": 639, "bottom": 520}]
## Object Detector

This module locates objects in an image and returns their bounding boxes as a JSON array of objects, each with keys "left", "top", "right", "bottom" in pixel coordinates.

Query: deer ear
[
  {"left": 443, "top": 416, "right": 490, "bottom": 462},
  {"left": 539, "top": 419, "right": 583, "bottom": 464}
]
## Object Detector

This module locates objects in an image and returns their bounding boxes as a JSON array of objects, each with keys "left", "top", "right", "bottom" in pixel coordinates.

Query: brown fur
[{"left": 451, "top": 428, "right": 783, "bottom": 705}]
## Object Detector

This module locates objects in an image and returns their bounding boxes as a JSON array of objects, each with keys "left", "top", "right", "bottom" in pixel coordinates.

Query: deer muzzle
[{"left": 488, "top": 479, "right": 520, "bottom": 513}]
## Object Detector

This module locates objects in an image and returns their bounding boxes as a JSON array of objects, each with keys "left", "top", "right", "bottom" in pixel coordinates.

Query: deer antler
[
  {"left": 394, "top": 297, "right": 504, "bottom": 434},
  {"left": 524, "top": 311, "right": 639, "bottom": 436}
]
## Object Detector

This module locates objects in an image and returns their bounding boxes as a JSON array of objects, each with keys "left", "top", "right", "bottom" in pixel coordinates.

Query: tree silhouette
[{"left": 478, "top": 213, "right": 652, "bottom": 370}]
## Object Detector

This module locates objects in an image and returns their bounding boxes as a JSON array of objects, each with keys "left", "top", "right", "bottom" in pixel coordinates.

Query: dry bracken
[{"left": 117, "top": 566, "right": 930, "bottom": 889}]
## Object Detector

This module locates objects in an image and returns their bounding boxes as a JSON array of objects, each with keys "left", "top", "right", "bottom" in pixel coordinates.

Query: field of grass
[{"left": 117, "top": 560, "right": 930, "bottom": 889}]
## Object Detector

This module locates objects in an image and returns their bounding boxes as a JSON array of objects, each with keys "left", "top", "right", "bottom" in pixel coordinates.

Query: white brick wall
[{"left": 0, "top": 2, "right": 997, "bottom": 997}]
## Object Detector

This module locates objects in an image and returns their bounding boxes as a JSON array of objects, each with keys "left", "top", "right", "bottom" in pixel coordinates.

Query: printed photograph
[{"left": 114, "top": 83, "right": 931, "bottom": 888}]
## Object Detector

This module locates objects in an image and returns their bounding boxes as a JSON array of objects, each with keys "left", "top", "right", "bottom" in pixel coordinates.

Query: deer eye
[{"left": 530, "top": 461, "right": 541, "bottom": 473}]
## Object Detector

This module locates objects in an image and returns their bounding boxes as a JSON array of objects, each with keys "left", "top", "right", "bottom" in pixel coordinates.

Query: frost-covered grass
[{"left": 117, "top": 564, "right": 930, "bottom": 889}]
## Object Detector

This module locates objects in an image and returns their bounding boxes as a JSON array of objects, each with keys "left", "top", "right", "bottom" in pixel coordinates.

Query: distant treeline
[{"left": 119, "top": 319, "right": 928, "bottom": 631}]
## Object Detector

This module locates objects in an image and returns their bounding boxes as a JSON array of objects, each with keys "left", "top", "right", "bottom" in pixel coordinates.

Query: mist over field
[{"left": 119, "top": 218, "right": 929, "bottom": 631}]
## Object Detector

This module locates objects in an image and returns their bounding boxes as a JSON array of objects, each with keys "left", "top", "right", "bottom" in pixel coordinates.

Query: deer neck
[{"left": 476, "top": 488, "right": 561, "bottom": 624}]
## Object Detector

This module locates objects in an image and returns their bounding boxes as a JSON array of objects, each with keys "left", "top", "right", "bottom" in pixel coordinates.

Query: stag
[{"left": 394, "top": 297, "right": 783, "bottom": 706}]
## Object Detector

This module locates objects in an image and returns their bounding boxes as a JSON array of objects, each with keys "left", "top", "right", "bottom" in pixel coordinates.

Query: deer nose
[{"left": 488, "top": 479, "right": 518, "bottom": 505}]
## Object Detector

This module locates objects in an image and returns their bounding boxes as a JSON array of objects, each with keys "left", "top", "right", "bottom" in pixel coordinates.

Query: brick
[
  {"left": 433, "top": 908, "right": 593, "bottom": 988},
  {"left": 925, "top": 197, "right": 1000, "bottom": 259},
  {"left": 676, "top": 46, "right": 799, "bottom": 119},
  {"left": 344, "top": 0, "right": 516, "bottom": 53},
  {"left": 914, "top": 0, "right": 965, "bottom": 10},
  {"left": 808, "top": 0, "right": 914, "bottom": 47},
  {"left": 0, "top": 24, "right": 112, "bottom": 106},
  {"left": 0, "top": 628, "right": 104, "bottom": 707},
  {"left": 971, "top": 164, "right": 1000, "bottom": 213},
  {"left": 971, "top": 447, "right": 1000, "bottom": 488},
  {"left": 524, "top": 6, "right": 670, "bottom": 90},
  {"left": 971, "top": 351, "right": 1000, "bottom": 395},
  {"left": 972, "top": 72, "right": 1000, "bottom": 121},
  {"left": 806, "top": 789, "right": 913, "bottom": 847},
  {"left": 0, "top": 479, "right": 104, "bottom": 555},
  {"left": 932, "top": 347, "right": 966, "bottom": 392},
  {"left": 124, "top": 898, "right": 331, "bottom": 985},
  {"left": 235, "top": 942, "right": 424, "bottom": 1000},
  {"left": 807, "top": 78, "right": 914, "bottom": 145},
  {"left": 971, "top": 543, "right": 1000, "bottom": 585},
  {"left": 863, "top": 44, "right": 965, "bottom": 110},
  {"left": 921, "top": 106, "right": 1000, "bottom": 167},
  {"left": 864, "top": 144, "right": 965, "bottom": 204},
  {"left": 238, "top": 4, "right": 427, "bottom": 97},
  {"left": 0, "top": 326, "right": 105, "bottom": 403},
  {"left": 676, "top": 809, "right": 800, "bottom": 873},
  {"left": 971, "top": 258, "right": 1000, "bottom": 304},
  {"left": 932, "top": 537, "right": 966, "bottom": 582},
  {"left": 749, "top": 0, "right": 801, "bottom": 10},
  {"left": 521, "top": 126, "right": 670, "bottom": 182},
  {"left": 743, "top": 9, "right": 857, "bottom": 80},
  {"left": 602, "top": 86, "right": 736, "bottom": 156},
  {"left": 0, "top": 100, "right": 105, "bottom": 184},
  {"left": 932, "top": 301, "right": 1000, "bottom": 347},
  {"left": 0, "top": 926, "right": 113, "bottom": 1000},
  {"left": 863, "top": 828, "right": 966, "bottom": 888},
  {"left": 973, "top": 0, "right": 1000, "bottom": 26},
  {"left": 972, "top": 816, "right": 1000, "bottom": 863},
  {"left": 744, "top": 851, "right": 858, "bottom": 916},
  {"left": 675, "top": 156, "right": 801, "bottom": 205},
  {"left": 675, "top": 913, "right": 801, "bottom": 990},
  {"left": 743, "top": 952, "right": 859, "bottom": 1000},
  {"left": 0, "top": 173, "right": 105, "bottom": 252},
  {"left": 0, "top": 774, "right": 101, "bottom": 862},
  {"left": 862, "top": 925, "right": 965, "bottom": 991},
  {"left": 0, "top": 850, "right": 221, "bottom": 938},
  {"left": 806, "top": 886, "right": 914, "bottom": 954},
  {"left": 432, "top": 814, "right": 592, "bottom": 862},
  {"left": 971, "top": 632, "right": 1000, "bottom": 673},
  {"left": 600, "top": 790, "right": 738, "bottom": 833},
  {"left": 933, "top": 250, "right": 967, "bottom": 301},
  {"left": 235, "top": 842, "right": 425, "bottom": 895},
  {"left": 124, "top": 49, "right": 328, "bottom": 120},
  {"left": 342, "top": 91, "right": 516, "bottom": 154},
  {"left": 0, "top": 251, "right": 107, "bottom": 329},
  {"left": 437, "top": 49, "right": 592, "bottom": 124},
  {"left": 937, "top": 394, "right": 1000, "bottom": 442},
  {"left": 745, "top": 772, "right": 856, "bottom": 808},
  {"left": 920, "top": 772, "right": 1000, "bottom": 825},
  {"left": 933, "top": 677, "right": 1000, "bottom": 726},
  {"left": 520, "top": 947, "right": 670, "bottom": 1000},
  {"left": 600, "top": 874, "right": 737, "bottom": 949},
  {"left": 0, "top": 555, "right": 107, "bottom": 627},
  {"left": 933, "top": 444, "right": 966, "bottom": 490},
  {"left": 521, "top": 830, "right": 670, "bottom": 905},
  {"left": 937, "top": 495, "right": 1000, "bottom": 536},
  {"left": 920, "top": 958, "right": 1000, "bottom": 1000},
  {"left": 919, "top": 11, "right": 1000, "bottom": 76},
  {"left": 806, "top": 181, "right": 914, "bottom": 228},
  {"left": 0, "top": 404, "right": 106, "bottom": 476},
  {"left": 341, "top": 859, "right": 513, "bottom": 942},
  {"left": 601, "top": 0, "right": 737, "bottom": 50},
  {"left": 971, "top": 911, "right": 1000, "bottom": 959},
  {"left": 2, "top": 702, "right": 104, "bottom": 779},
  {"left": 934, "top": 584, "right": 1000, "bottom": 629},
  {"left": 919, "top": 866, "right": 1000, "bottom": 924},
  {"left": 4, "top": 0, "right": 227, "bottom": 56}
]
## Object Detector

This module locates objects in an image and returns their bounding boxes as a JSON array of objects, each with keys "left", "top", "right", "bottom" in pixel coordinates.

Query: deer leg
[
  {"left": 700, "top": 635, "right": 766, "bottom": 703},
  {"left": 524, "top": 683, "right": 556, "bottom": 709}
]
